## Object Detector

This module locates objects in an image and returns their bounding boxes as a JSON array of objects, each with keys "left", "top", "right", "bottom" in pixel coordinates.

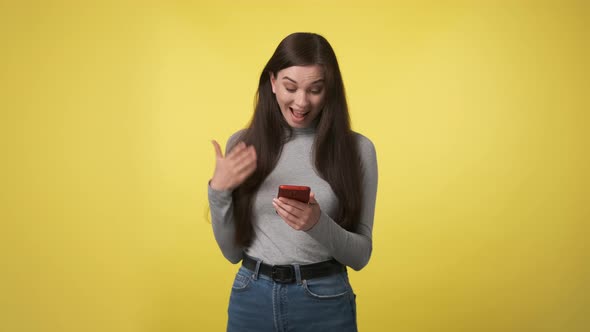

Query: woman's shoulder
[
  {"left": 228, "top": 128, "right": 247, "bottom": 140},
  {"left": 223, "top": 129, "right": 248, "bottom": 153},
  {"left": 351, "top": 131, "right": 376, "bottom": 154},
  {"left": 352, "top": 131, "right": 378, "bottom": 173}
]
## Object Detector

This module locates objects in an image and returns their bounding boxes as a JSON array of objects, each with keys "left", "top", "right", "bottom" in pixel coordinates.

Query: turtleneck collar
[
  {"left": 289, "top": 118, "right": 318, "bottom": 136},
  {"left": 292, "top": 125, "right": 316, "bottom": 136}
]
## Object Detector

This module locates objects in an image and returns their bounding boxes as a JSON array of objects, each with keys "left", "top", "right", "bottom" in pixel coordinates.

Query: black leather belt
[{"left": 242, "top": 254, "right": 345, "bottom": 283}]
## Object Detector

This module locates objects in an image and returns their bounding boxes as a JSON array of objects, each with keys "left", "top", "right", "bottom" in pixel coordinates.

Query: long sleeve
[
  {"left": 305, "top": 135, "right": 378, "bottom": 270},
  {"left": 208, "top": 131, "right": 246, "bottom": 264},
  {"left": 208, "top": 186, "right": 243, "bottom": 263}
]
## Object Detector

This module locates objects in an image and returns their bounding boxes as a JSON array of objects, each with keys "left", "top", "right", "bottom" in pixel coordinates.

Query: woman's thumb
[
  {"left": 308, "top": 192, "right": 318, "bottom": 204},
  {"left": 211, "top": 140, "right": 223, "bottom": 158}
]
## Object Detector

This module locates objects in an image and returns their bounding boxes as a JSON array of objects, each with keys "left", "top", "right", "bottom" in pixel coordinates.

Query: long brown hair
[{"left": 232, "top": 32, "right": 362, "bottom": 247}]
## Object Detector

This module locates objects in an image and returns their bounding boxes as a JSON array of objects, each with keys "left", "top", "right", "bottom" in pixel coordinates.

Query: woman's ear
[{"left": 269, "top": 72, "right": 276, "bottom": 94}]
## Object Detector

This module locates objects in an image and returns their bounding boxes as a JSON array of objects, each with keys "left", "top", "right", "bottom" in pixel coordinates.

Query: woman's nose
[{"left": 294, "top": 91, "right": 309, "bottom": 108}]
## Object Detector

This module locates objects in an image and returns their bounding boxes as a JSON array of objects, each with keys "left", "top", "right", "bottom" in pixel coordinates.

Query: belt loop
[
  {"left": 293, "top": 264, "right": 302, "bottom": 285},
  {"left": 253, "top": 259, "right": 262, "bottom": 280}
]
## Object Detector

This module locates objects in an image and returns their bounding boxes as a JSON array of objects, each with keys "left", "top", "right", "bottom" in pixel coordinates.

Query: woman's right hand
[{"left": 209, "top": 140, "right": 257, "bottom": 191}]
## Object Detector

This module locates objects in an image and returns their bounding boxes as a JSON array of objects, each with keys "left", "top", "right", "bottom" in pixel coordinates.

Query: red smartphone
[{"left": 277, "top": 185, "right": 310, "bottom": 203}]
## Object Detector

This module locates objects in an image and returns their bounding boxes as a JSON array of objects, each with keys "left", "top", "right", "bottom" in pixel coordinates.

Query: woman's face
[{"left": 270, "top": 65, "right": 326, "bottom": 128}]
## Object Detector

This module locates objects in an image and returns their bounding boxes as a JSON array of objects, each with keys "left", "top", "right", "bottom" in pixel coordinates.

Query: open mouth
[{"left": 289, "top": 107, "right": 310, "bottom": 120}]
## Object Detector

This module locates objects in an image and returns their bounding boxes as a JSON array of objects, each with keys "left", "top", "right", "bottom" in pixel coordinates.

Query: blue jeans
[{"left": 227, "top": 263, "right": 358, "bottom": 332}]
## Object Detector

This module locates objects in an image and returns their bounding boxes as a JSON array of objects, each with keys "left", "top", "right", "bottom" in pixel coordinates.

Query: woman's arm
[
  {"left": 208, "top": 130, "right": 252, "bottom": 263},
  {"left": 208, "top": 186, "right": 243, "bottom": 263},
  {"left": 305, "top": 134, "right": 378, "bottom": 270}
]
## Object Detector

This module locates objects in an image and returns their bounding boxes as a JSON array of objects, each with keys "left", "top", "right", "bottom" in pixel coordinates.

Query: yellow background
[{"left": 1, "top": 1, "right": 588, "bottom": 331}]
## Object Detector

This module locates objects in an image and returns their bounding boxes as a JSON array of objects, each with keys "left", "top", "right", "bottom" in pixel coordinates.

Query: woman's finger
[
  {"left": 232, "top": 146, "right": 257, "bottom": 166},
  {"left": 226, "top": 142, "right": 247, "bottom": 160},
  {"left": 211, "top": 140, "right": 223, "bottom": 158},
  {"left": 277, "top": 197, "right": 307, "bottom": 211},
  {"left": 235, "top": 161, "right": 257, "bottom": 182},
  {"left": 308, "top": 192, "right": 317, "bottom": 204},
  {"left": 231, "top": 151, "right": 257, "bottom": 174},
  {"left": 274, "top": 198, "right": 304, "bottom": 218},
  {"left": 274, "top": 200, "right": 297, "bottom": 220}
]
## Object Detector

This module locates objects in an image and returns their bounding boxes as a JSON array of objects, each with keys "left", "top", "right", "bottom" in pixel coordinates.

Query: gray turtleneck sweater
[{"left": 208, "top": 127, "right": 378, "bottom": 271}]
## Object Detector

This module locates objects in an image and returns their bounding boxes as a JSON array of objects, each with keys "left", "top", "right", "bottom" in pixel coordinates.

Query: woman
[{"left": 208, "top": 32, "right": 378, "bottom": 332}]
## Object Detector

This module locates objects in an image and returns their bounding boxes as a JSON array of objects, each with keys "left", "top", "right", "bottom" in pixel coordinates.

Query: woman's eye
[
  {"left": 310, "top": 89, "right": 322, "bottom": 95},
  {"left": 286, "top": 88, "right": 296, "bottom": 93}
]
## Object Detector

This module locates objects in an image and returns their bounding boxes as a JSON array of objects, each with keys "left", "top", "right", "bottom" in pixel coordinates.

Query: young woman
[{"left": 208, "top": 32, "right": 378, "bottom": 332}]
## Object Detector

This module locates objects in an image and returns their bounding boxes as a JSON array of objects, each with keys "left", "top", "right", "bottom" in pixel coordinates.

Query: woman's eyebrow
[{"left": 281, "top": 76, "right": 325, "bottom": 84}]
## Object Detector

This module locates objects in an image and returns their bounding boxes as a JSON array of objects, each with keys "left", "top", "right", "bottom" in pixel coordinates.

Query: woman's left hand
[{"left": 273, "top": 192, "right": 321, "bottom": 231}]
